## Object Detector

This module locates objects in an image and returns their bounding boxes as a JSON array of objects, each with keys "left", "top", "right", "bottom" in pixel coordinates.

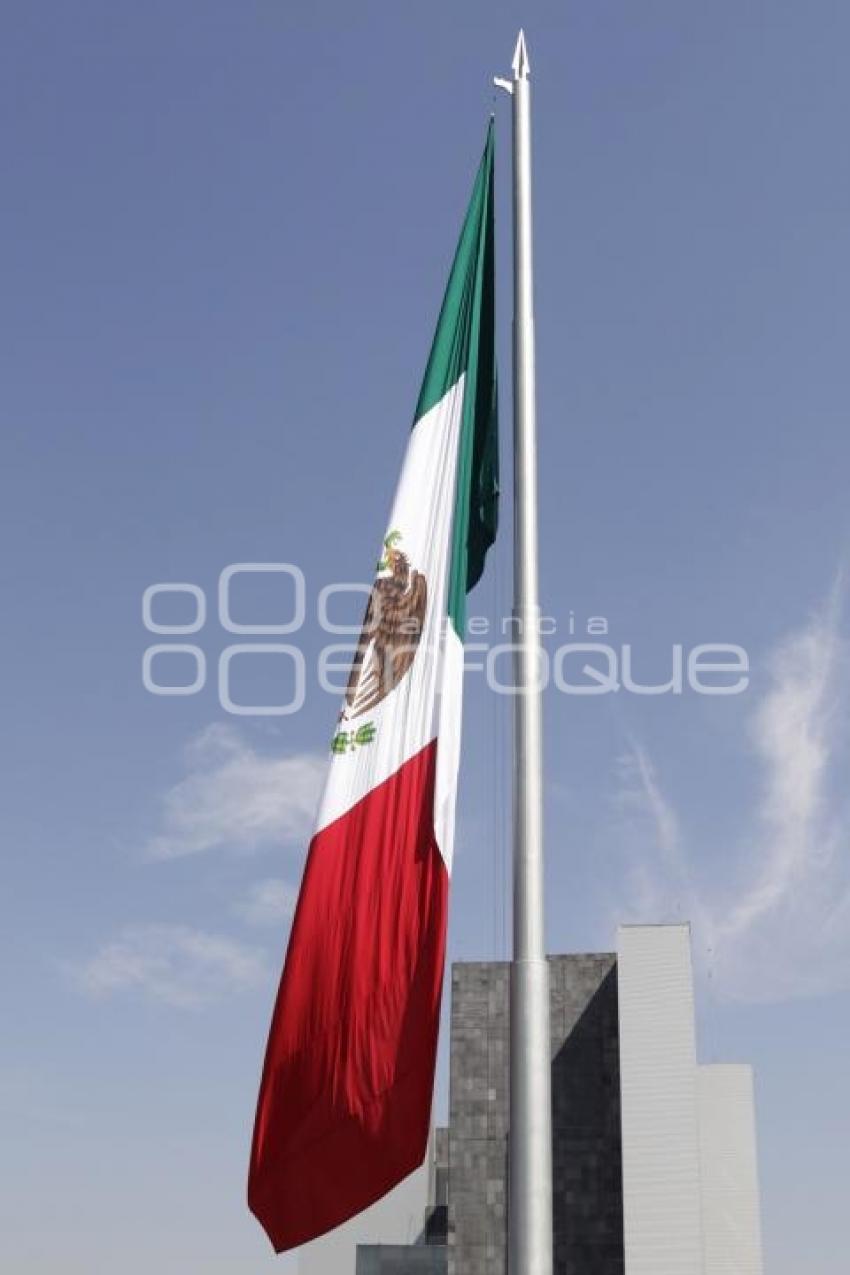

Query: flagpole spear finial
[
  {"left": 495, "top": 32, "right": 528, "bottom": 94},
  {"left": 512, "top": 29, "right": 530, "bottom": 80}
]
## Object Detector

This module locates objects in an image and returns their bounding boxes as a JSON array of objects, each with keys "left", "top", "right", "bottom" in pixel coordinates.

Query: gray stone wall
[
  {"left": 355, "top": 1245, "right": 447, "bottom": 1274},
  {"left": 551, "top": 955, "right": 624, "bottom": 1274},
  {"left": 447, "top": 961, "right": 509, "bottom": 1275},
  {"left": 448, "top": 955, "right": 624, "bottom": 1275}
]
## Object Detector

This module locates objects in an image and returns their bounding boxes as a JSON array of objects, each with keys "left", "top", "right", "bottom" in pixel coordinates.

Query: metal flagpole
[{"left": 495, "top": 29, "right": 554, "bottom": 1275}]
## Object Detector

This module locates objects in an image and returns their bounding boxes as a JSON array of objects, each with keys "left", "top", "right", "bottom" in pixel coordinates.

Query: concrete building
[
  {"left": 355, "top": 1129, "right": 449, "bottom": 1274},
  {"left": 697, "top": 1065, "right": 764, "bottom": 1275},
  {"left": 617, "top": 926, "right": 764, "bottom": 1275},
  {"left": 355, "top": 924, "right": 763, "bottom": 1275}
]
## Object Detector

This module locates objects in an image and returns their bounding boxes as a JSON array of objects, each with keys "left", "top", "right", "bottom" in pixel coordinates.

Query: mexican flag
[{"left": 249, "top": 123, "right": 497, "bottom": 1253}]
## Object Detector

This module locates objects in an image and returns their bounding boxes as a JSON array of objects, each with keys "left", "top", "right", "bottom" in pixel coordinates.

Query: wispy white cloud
[
  {"left": 67, "top": 728, "right": 320, "bottom": 1008},
  {"left": 611, "top": 741, "right": 692, "bottom": 926},
  {"left": 235, "top": 877, "right": 299, "bottom": 928},
  {"left": 711, "top": 577, "right": 850, "bottom": 1000},
  {"left": 613, "top": 575, "right": 850, "bottom": 1003},
  {"left": 69, "top": 924, "right": 269, "bottom": 1008},
  {"left": 724, "top": 580, "right": 843, "bottom": 939},
  {"left": 143, "top": 724, "right": 324, "bottom": 860},
  {"left": 615, "top": 742, "right": 681, "bottom": 863}
]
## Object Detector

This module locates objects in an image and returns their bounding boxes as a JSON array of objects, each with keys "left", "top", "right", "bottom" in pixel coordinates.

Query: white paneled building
[{"left": 618, "top": 925, "right": 764, "bottom": 1275}]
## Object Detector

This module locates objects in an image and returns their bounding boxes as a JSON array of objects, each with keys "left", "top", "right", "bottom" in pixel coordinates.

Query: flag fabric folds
[{"left": 248, "top": 123, "right": 497, "bottom": 1253}]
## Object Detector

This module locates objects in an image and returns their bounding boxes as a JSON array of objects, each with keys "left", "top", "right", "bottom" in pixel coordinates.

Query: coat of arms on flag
[{"left": 343, "top": 530, "right": 428, "bottom": 721}]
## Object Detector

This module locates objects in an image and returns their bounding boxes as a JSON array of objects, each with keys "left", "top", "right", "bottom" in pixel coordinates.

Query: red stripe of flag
[{"left": 248, "top": 740, "right": 448, "bottom": 1252}]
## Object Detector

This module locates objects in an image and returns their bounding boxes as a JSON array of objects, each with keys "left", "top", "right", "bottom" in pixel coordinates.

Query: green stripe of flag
[{"left": 415, "top": 122, "right": 498, "bottom": 634}]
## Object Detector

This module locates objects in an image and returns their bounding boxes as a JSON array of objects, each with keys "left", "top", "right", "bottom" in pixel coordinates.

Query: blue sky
[{"left": 3, "top": 2, "right": 850, "bottom": 1272}]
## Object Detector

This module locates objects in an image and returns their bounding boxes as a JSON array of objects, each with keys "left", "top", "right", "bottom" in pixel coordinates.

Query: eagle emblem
[{"left": 342, "top": 530, "right": 428, "bottom": 720}]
